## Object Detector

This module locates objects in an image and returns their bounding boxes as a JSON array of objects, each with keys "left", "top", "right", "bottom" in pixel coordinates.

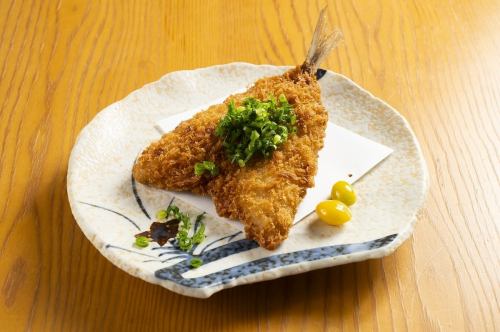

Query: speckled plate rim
[{"left": 67, "top": 62, "right": 429, "bottom": 298}]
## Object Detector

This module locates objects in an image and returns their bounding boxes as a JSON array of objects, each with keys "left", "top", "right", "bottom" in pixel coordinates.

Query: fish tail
[{"left": 301, "top": 7, "right": 343, "bottom": 73}]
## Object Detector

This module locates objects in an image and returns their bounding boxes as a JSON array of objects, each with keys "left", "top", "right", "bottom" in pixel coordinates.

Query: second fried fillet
[{"left": 206, "top": 67, "right": 327, "bottom": 249}]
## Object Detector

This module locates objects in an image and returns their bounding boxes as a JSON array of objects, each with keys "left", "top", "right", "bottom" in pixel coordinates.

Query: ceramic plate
[{"left": 67, "top": 63, "right": 428, "bottom": 298}]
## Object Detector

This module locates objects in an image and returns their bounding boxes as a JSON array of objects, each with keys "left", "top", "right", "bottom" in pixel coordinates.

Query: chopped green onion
[
  {"left": 194, "top": 160, "right": 218, "bottom": 176},
  {"left": 135, "top": 236, "right": 149, "bottom": 248},
  {"left": 215, "top": 94, "right": 296, "bottom": 167},
  {"left": 190, "top": 257, "right": 203, "bottom": 268},
  {"left": 156, "top": 210, "right": 167, "bottom": 220}
]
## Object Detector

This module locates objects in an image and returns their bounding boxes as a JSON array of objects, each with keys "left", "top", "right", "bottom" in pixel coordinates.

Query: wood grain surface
[{"left": 1, "top": 0, "right": 499, "bottom": 331}]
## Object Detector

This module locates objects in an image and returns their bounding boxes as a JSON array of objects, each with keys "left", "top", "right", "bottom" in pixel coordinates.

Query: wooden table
[{"left": 1, "top": 1, "right": 498, "bottom": 330}]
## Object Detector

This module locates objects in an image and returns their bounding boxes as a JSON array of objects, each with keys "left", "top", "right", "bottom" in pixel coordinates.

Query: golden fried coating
[{"left": 133, "top": 103, "right": 225, "bottom": 192}]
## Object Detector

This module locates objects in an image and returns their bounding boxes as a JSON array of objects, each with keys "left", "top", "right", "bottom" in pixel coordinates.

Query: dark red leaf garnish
[{"left": 135, "top": 219, "right": 180, "bottom": 246}]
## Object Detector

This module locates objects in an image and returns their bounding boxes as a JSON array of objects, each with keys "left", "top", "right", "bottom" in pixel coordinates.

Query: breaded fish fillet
[{"left": 133, "top": 9, "right": 341, "bottom": 249}]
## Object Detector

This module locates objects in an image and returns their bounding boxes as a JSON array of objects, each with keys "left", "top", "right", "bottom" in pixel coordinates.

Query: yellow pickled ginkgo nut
[
  {"left": 331, "top": 180, "right": 356, "bottom": 206},
  {"left": 315, "top": 200, "right": 352, "bottom": 226}
]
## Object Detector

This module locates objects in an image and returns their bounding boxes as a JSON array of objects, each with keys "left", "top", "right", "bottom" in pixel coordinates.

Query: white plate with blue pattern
[{"left": 67, "top": 63, "right": 428, "bottom": 298}]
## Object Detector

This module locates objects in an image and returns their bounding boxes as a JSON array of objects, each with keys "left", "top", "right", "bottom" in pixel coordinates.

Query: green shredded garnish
[
  {"left": 190, "top": 257, "right": 203, "bottom": 268},
  {"left": 194, "top": 161, "right": 218, "bottom": 176},
  {"left": 176, "top": 214, "right": 193, "bottom": 251},
  {"left": 215, "top": 94, "right": 296, "bottom": 167},
  {"left": 191, "top": 221, "right": 205, "bottom": 245},
  {"left": 161, "top": 204, "right": 206, "bottom": 252},
  {"left": 135, "top": 236, "right": 149, "bottom": 248}
]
